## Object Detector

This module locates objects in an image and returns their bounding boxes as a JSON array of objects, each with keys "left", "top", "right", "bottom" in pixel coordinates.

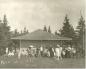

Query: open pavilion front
[{"left": 11, "top": 29, "right": 72, "bottom": 49}]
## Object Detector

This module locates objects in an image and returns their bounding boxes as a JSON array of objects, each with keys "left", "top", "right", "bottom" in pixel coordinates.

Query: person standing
[
  {"left": 48, "top": 46, "right": 54, "bottom": 57},
  {"left": 40, "top": 46, "right": 43, "bottom": 56}
]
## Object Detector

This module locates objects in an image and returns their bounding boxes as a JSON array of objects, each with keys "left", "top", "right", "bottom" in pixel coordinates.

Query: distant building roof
[{"left": 11, "top": 29, "right": 72, "bottom": 40}]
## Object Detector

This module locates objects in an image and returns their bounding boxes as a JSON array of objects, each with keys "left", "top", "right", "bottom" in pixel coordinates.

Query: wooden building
[{"left": 11, "top": 29, "right": 72, "bottom": 48}]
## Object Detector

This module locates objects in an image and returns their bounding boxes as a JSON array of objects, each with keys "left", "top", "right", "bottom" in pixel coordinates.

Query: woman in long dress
[{"left": 48, "top": 46, "right": 54, "bottom": 57}]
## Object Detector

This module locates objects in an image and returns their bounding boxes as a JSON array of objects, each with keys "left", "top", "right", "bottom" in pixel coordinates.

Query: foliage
[
  {"left": 0, "top": 14, "right": 11, "bottom": 55},
  {"left": 59, "top": 14, "right": 75, "bottom": 45},
  {"left": 75, "top": 15, "right": 85, "bottom": 57},
  {"left": 0, "top": 15, "right": 11, "bottom": 47},
  {"left": 43, "top": 25, "right": 47, "bottom": 32},
  {"left": 12, "top": 27, "right": 29, "bottom": 37},
  {"left": 13, "top": 29, "right": 19, "bottom": 37},
  {"left": 55, "top": 31, "right": 58, "bottom": 35},
  {"left": 55, "top": 30, "right": 60, "bottom": 36},
  {"left": 48, "top": 26, "right": 51, "bottom": 33},
  {"left": 60, "top": 15, "right": 75, "bottom": 38},
  {"left": 23, "top": 27, "right": 29, "bottom": 35}
]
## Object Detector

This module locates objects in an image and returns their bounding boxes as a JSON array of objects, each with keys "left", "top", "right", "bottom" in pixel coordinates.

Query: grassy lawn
[{"left": 0, "top": 56, "right": 85, "bottom": 68}]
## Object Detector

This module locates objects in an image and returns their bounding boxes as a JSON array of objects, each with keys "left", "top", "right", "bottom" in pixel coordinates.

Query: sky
[{"left": 0, "top": 0, "right": 85, "bottom": 33}]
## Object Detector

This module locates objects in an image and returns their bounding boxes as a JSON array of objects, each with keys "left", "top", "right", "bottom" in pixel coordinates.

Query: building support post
[
  {"left": 41, "top": 40, "right": 42, "bottom": 47},
  {"left": 70, "top": 40, "right": 72, "bottom": 47},
  {"left": 18, "top": 40, "right": 21, "bottom": 59},
  {"left": 60, "top": 40, "right": 63, "bottom": 47}
]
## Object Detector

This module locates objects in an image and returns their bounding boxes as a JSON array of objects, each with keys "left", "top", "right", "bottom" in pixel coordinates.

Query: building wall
[{"left": 20, "top": 40, "right": 60, "bottom": 48}]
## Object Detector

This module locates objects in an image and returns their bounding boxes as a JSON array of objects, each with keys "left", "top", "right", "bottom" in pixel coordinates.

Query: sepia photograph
[{"left": 0, "top": 0, "right": 85, "bottom": 68}]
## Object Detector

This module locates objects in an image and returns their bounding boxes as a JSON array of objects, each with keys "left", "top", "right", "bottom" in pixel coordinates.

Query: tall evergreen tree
[
  {"left": 26, "top": 29, "right": 29, "bottom": 33},
  {"left": 20, "top": 30, "right": 23, "bottom": 35},
  {"left": 3, "top": 14, "right": 10, "bottom": 40},
  {"left": 76, "top": 15, "right": 85, "bottom": 50},
  {"left": 55, "top": 30, "right": 58, "bottom": 35},
  {"left": 23, "top": 27, "right": 28, "bottom": 34},
  {"left": 60, "top": 14, "right": 75, "bottom": 38},
  {"left": 48, "top": 26, "right": 51, "bottom": 33},
  {"left": 3, "top": 14, "right": 8, "bottom": 25},
  {"left": 59, "top": 14, "right": 75, "bottom": 46},
  {"left": 0, "top": 14, "right": 11, "bottom": 47},
  {"left": 0, "top": 20, "right": 3, "bottom": 40},
  {"left": 24, "top": 27, "right": 27, "bottom": 33},
  {"left": 14, "top": 29, "right": 19, "bottom": 36},
  {"left": 43, "top": 25, "right": 47, "bottom": 32}
]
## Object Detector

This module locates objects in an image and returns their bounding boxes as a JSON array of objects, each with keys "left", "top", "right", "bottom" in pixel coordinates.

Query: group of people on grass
[{"left": 4, "top": 44, "right": 76, "bottom": 60}]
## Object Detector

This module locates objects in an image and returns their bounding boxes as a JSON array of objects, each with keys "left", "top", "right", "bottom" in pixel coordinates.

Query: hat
[
  {"left": 29, "top": 45, "right": 34, "bottom": 48},
  {"left": 57, "top": 44, "right": 60, "bottom": 47}
]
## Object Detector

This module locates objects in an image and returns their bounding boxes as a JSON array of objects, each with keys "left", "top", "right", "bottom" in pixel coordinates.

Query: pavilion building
[{"left": 11, "top": 29, "right": 72, "bottom": 48}]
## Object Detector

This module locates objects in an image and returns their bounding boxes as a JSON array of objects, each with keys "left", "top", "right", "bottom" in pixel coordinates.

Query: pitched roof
[
  {"left": 11, "top": 29, "right": 72, "bottom": 40},
  {"left": 55, "top": 35, "right": 72, "bottom": 40}
]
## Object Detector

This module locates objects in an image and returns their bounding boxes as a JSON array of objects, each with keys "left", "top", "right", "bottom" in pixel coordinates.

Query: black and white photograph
[{"left": 0, "top": 0, "right": 85, "bottom": 68}]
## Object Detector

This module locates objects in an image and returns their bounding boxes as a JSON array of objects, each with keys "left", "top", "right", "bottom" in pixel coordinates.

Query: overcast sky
[{"left": 0, "top": 0, "right": 85, "bottom": 33}]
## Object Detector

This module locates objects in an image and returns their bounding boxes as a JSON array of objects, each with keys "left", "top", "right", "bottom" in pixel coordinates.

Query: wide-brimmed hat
[
  {"left": 57, "top": 44, "right": 60, "bottom": 47},
  {"left": 29, "top": 45, "right": 34, "bottom": 48}
]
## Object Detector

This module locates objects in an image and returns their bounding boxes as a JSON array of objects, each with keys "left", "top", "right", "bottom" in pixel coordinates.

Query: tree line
[
  {"left": 0, "top": 14, "right": 85, "bottom": 57},
  {"left": 43, "top": 14, "right": 85, "bottom": 57},
  {"left": 0, "top": 14, "right": 29, "bottom": 55}
]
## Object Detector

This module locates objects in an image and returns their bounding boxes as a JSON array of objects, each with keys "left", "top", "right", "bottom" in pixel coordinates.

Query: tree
[
  {"left": 26, "top": 29, "right": 29, "bottom": 33},
  {"left": 48, "top": 26, "right": 51, "bottom": 33},
  {"left": 3, "top": 15, "right": 11, "bottom": 39},
  {"left": 0, "top": 20, "right": 4, "bottom": 40},
  {"left": 55, "top": 30, "right": 60, "bottom": 35},
  {"left": 55, "top": 30, "right": 58, "bottom": 35},
  {"left": 14, "top": 29, "right": 19, "bottom": 36},
  {"left": 59, "top": 14, "right": 75, "bottom": 46},
  {"left": 20, "top": 30, "right": 23, "bottom": 35},
  {"left": 2, "top": 14, "right": 11, "bottom": 42},
  {"left": 60, "top": 14, "right": 75, "bottom": 38},
  {"left": 24, "top": 27, "right": 27, "bottom": 33},
  {"left": 76, "top": 15, "right": 85, "bottom": 50},
  {"left": 23, "top": 27, "right": 28, "bottom": 34},
  {"left": 0, "top": 14, "right": 11, "bottom": 55},
  {"left": 3, "top": 14, "right": 8, "bottom": 25},
  {"left": 43, "top": 25, "right": 47, "bottom": 32}
]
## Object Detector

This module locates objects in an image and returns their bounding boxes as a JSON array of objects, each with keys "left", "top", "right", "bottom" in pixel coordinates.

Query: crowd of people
[
  {"left": 0, "top": 44, "right": 77, "bottom": 64},
  {"left": 9, "top": 44, "right": 76, "bottom": 60},
  {"left": 4, "top": 44, "right": 76, "bottom": 60}
]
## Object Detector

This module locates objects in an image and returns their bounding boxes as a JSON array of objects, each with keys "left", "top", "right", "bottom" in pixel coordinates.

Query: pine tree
[
  {"left": 43, "top": 25, "right": 47, "bottom": 32},
  {"left": 76, "top": 15, "right": 85, "bottom": 50},
  {"left": 54, "top": 30, "right": 60, "bottom": 35},
  {"left": 20, "top": 30, "right": 23, "bottom": 35},
  {"left": 3, "top": 14, "right": 8, "bottom": 25},
  {"left": 3, "top": 14, "right": 11, "bottom": 40},
  {"left": 24, "top": 27, "right": 27, "bottom": 33},
  {"left": 14, "top": 29, "right": 19, "bottom": 36},
  {"left": 0, "top": 14, "right": 11, "bottom": 47},
  {"left": 0, "top": 20, "right": 3, "bottom": 40},
  {"left": 59, "top": 14, "right": 75, "bottom": 46},
  {"left": 55, "top": 31, "right": 58, "bottom": 35},
  {"left": 26, "top": 29, "right": 29, "bottom": 33},
  {"left": 23, "top": 27, "right": 28, "bottom": 34},
  {"left": 60, "top": 14, "right": 75, "bottom": 38},
  {"left": 48, "top": 26, "right": 51, "bottom": 33}
]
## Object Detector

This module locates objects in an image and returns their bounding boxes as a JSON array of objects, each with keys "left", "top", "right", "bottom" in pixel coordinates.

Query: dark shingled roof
[{"left": 11, "top": 29, "right": 72, "bottom": 40}]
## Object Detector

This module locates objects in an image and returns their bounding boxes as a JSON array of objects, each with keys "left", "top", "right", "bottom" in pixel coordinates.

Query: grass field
[{"left": 0, "top": 56, "right": 85, "bottom": 68}]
